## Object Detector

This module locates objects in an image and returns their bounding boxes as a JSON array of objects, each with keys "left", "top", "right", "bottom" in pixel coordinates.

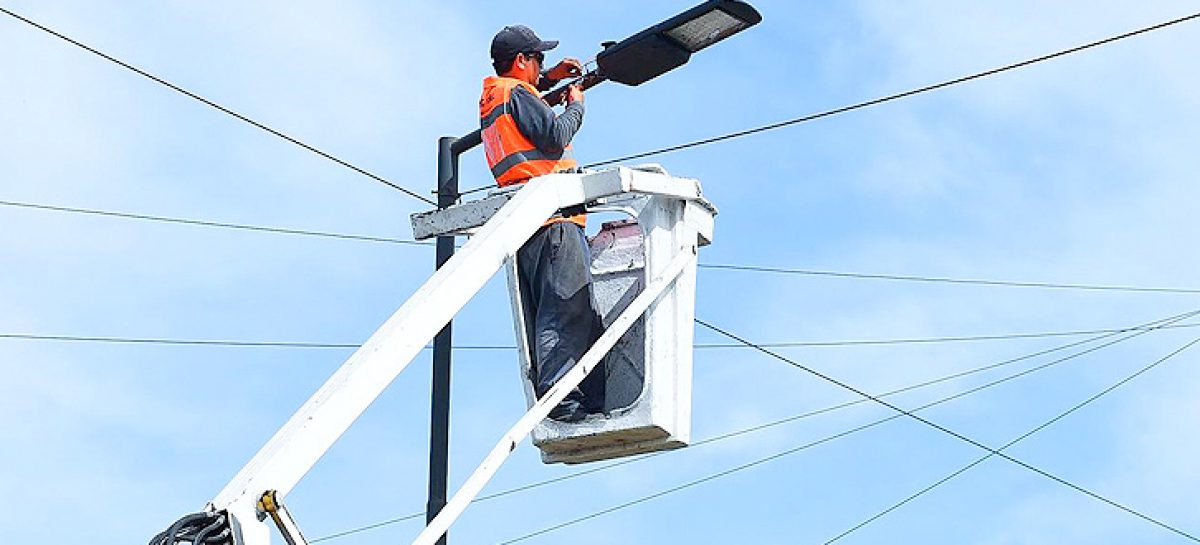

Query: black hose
[
  {"left": 148, "top": 529, "right": 170, "bottom": 545},
  {"left": 203, "top": 528, "right": 232, "bottom": 544},
  {"left": 190, "top": 514, "right": 227, "bottom": 545},
  {"left": 151, "top": 511, "right": 227, "bottom": 545},
  {"left": 157, "top": 513, "right": 209, "bottom": 545}
]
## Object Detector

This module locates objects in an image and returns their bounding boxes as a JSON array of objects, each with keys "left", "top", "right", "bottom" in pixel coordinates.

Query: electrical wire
[
  {"left": 698, "top": 263, "right": 1200, "bottom": 294},
  {"left": 8, "top": 197, "right": 1200, "bottom": 296},
  {"left": 417, "top": 13, "right": 1200, "bottom": 196},
  {"left": 458, "top": 185, "right": 494, "bottom": 198},
  {"left": 0, "top": 334, "right": 361, "bottom": 349},
  {"left": 695, "top": 322, "right": 1200, "bottom": 348},
  {"left": 310, "top": 310, "right": 1189, "bottom": 543},
  {"left": 6, "top": 322, "right": 1200, "bottom": 350},
  {"left": 6, "top": 11, "right": 1198, "bottom": 218},
  {"left": 824, "top": 336, "right": 1200, "bottom": 544},
  {"left": 311, "top": 514, "right": 424, "bottom": 543},
  {"left": 0, "top": 7, "right": 435, "bottom": 206},
  {"left": 0, "top": 199, "right": 432, "bottom": 246},
  {"left": 694, "top": 312, "right": 1200, "bottom": 544},
  {"left": 583, "top": 11, "right": 1200, "bottom": 168}
]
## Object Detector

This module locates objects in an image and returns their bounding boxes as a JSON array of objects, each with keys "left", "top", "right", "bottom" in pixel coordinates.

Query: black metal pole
[{"left": 426, "top": 136, "right": 459, "bottom": 545}]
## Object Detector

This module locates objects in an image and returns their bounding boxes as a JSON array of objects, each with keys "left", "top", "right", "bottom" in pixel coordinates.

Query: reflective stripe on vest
[{"left": 479, "top": 76, "right": 578, "bottom": 187}]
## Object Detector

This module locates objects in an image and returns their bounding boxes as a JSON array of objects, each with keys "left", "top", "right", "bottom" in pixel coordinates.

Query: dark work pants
[{"left": 517, "top": 222, "right": 606, "bottom": 412}]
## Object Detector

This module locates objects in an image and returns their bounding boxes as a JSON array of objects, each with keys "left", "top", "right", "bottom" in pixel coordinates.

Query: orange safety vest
[{"left": 480, "top": 76, "right": 583, "bottom": 226}]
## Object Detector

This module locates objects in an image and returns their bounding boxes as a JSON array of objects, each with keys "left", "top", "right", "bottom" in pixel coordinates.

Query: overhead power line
[
  {"left": 0, "top": 334, "right": 361, "bottom": 349},
  {"left": 583, "top": 11, "right": 1200, "bottom": 168},
  {"left": 6, "top": 10, "right": 1198, "bottom": 214},
  {"left": 696, "top": 322, "right": 1200, "bottom": 347},
  {"left": 7, "top": 198, "right": 1200, "bottom": 296},
  {"left": 313, "top": 310, "right": 1186, "bottom": 543},
  {"left": 0, "top": 200, "right": 432, "bottom": 247},
  {"left": 694, "top": 312, "right": 1200, "bottom": 544},
  {"left": 0, "top": 7, "right": 435, "bottom": 206},
  {"left": 826, "top": 335, "right": 1200, "bottom": 544},
  {"left": 699, "top": 263, "right": 1200, "bottom": 295},
  {"left": 6, "top": 322, "right": 1200, "bottom": 351}
]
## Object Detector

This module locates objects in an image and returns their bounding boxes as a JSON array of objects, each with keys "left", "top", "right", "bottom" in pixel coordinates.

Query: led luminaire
[
  {"left": 587, "top": 1, "right": 761, "bottom": 88},
  {"left": 664, "top": 9, "right": 751, "bottom": 52}
]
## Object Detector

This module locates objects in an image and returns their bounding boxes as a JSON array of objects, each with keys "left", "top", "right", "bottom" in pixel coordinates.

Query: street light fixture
[{"left": 545, "top": 0, "right": 762, "bottom": 103}]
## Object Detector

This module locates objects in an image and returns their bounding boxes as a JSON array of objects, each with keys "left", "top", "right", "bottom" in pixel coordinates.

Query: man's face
[{"left": 518, "top": 51, "right": 543, "bottom": 85}]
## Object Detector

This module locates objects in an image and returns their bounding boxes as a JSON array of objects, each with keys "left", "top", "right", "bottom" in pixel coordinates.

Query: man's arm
[
  {"left": 537, "top": 58, "right": 584, "bottom": 91},
  {"left": 509, "top": 85, "right": 584, "bottom": 155}
]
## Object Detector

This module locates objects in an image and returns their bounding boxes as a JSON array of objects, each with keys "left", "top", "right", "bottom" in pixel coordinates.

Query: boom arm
[{"left": 210, "top": 173, "right": 578, "bottom": 543}]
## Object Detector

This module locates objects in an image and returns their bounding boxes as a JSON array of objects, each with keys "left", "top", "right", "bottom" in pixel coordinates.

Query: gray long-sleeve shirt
[{"left": 507, "top": 84, "right": 585, "bottom": 155}]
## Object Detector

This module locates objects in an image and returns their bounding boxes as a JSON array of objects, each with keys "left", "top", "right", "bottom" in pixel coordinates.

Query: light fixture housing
[{"left": 596, "top": 0, "right": 762, "bottom": 86}]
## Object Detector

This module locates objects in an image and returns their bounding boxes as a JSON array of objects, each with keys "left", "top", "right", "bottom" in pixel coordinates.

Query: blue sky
[{"left": 3, "top": 1, "right": 1200, "bottom": 544}]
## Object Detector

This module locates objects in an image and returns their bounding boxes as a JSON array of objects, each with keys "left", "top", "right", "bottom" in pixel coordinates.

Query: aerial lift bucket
[{"left": 504, "top": 165, "right": 716, "bottom": 463}]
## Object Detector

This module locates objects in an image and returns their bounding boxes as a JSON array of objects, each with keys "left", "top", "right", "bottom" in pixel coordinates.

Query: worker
[{"left": 480, "top": 25, "right": 605, "bottom": 423}]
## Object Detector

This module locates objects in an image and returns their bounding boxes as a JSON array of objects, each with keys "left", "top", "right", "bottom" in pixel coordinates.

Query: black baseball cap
[{"left": 490, "top": 25, "right": 558, "bottom": 62}]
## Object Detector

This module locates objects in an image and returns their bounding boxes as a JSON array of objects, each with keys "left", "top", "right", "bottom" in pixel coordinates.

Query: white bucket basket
[{"left": 506, "top": 166, "right": 716, "bottom": 464}]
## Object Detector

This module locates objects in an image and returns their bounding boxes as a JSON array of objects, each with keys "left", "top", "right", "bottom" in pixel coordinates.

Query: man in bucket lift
[{"left": 480, "top": 25, "right": 605, "bottom": 422}]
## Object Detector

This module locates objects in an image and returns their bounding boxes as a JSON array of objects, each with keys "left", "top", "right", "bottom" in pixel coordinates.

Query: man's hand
[
  {"left": 545, "top": 58, "right": 584, "bottom": 81},
  {"left": 567, "top": 84, "right": 584, "bottom": 105}
]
